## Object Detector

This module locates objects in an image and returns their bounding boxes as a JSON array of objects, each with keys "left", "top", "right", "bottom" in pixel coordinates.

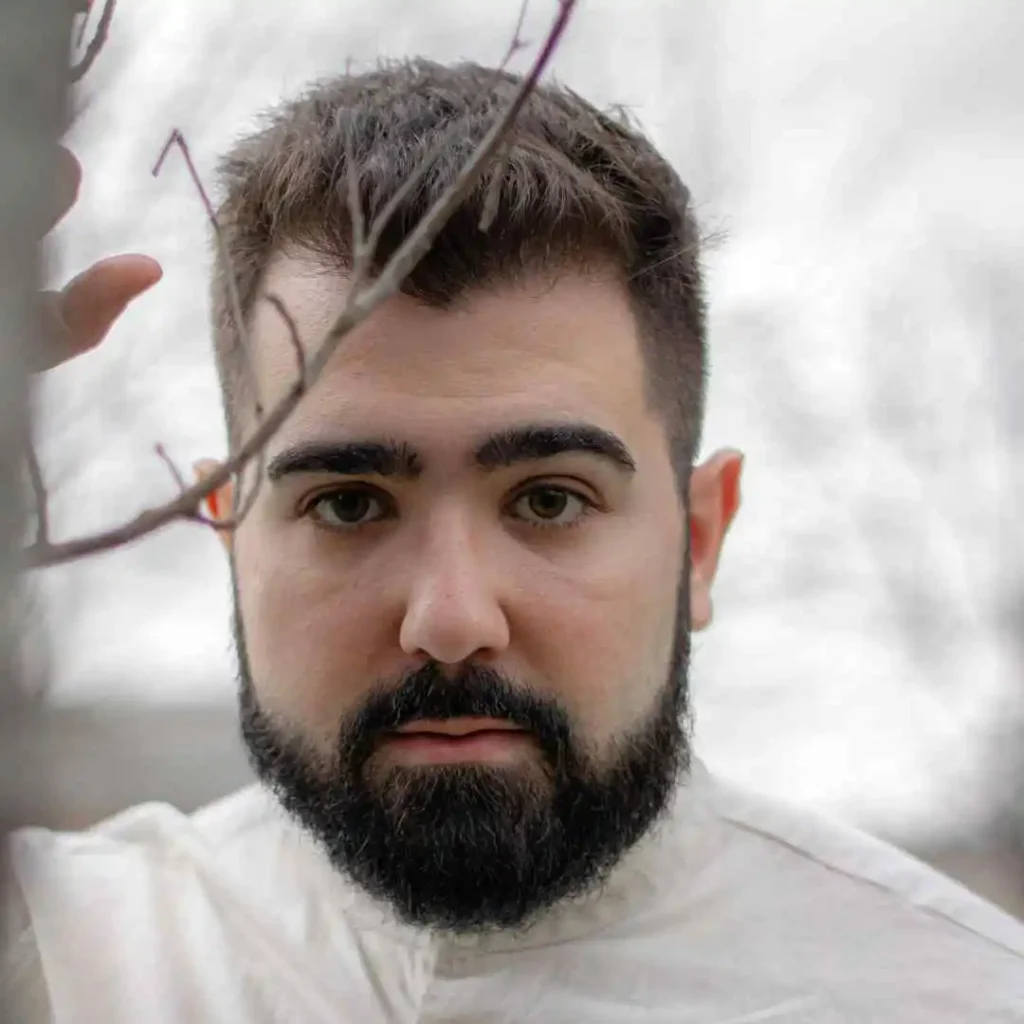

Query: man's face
[{"left": 219, "top": 252, "right": 736, "bottom": 931}]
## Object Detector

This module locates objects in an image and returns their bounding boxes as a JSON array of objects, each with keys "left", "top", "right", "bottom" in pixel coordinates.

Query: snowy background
[{"left": 25, "top": 0, "right": 1024, "bottom": 879}]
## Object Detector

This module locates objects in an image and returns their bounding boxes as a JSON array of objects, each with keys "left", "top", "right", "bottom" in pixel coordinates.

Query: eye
[
  {"left": 306, "top": 487, "right": 392, "bottom": 529},
  {"left": 509, "top": 485, "right": 594, "bottom": 528}
]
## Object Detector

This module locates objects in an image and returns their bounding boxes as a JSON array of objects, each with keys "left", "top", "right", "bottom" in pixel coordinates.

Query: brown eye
[
  {"left": 510, "top": 486, "right": 590, "bottom": 527},
  {"left": 308, "top": 488, "right": 389, "bottom": 528}
]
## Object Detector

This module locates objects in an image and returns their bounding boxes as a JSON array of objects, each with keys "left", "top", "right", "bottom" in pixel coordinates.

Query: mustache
[{"left": 341, "top": 661, "right": 573, "bottom": 767}]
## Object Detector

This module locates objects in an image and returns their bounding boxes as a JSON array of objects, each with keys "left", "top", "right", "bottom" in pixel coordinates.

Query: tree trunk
[{"left": 0, "top": 0, "right": 71, "bottom": 956}]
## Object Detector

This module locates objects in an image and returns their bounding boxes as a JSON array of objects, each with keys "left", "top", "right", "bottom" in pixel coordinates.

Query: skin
[
  {"left": 200, "top": 250, "right": 744, "bottom": 773},
  {"left": 47, "top": 155, "right": 744, "bottom": 925},
  {"left": 43, "top": 149, "right": 742, "bottom": 785},
  {"left": 41, "top": 147, "right": 162, "bottom": 371}
]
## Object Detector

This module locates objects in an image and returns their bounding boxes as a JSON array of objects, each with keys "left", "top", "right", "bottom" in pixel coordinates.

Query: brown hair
[{"left": 211, "top": 58, "right": 707, "bottom": 486}]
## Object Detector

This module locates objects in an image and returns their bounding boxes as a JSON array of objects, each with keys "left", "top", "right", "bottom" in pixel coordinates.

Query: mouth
[
  {"left": 382, "top": 717, "right": 531, "bottom": 765},
  {"left": 395, "top": 717, "right": 524, "bottom": 737}
]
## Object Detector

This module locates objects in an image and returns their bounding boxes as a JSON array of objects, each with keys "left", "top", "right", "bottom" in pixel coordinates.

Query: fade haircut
[{"left": 210, "top": 58, "right": 707, "bottom": 489}]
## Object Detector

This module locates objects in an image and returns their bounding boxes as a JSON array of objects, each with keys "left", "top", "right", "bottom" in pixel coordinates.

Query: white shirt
[{"left": 4, "top": 761, "right": 1023, "bottom": 1022}]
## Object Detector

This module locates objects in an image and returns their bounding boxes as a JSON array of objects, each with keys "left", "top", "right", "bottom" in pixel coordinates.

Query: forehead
[{"left": 247, "top": 251, "right": 652, "bottom": 445}]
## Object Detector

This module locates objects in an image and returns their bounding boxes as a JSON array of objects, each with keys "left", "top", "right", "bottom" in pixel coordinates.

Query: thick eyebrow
[
  {"left": 474, "top": 423, "right": 636, "bottom": 474},
  {"left": 266, "top": 440, "right": 421, "bottom": 482}
]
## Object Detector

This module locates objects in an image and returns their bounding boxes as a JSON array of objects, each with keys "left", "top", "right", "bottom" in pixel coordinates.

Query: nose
[{"left": 398, "top": 510, "right": 511, "bottom": 666}]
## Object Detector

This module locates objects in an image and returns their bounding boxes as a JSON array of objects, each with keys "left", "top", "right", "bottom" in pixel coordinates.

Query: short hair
[{"left": 211, "top": 58, "right": 707, "bottom": 488}]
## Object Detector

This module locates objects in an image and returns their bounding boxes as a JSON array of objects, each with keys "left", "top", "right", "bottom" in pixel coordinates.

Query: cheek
[
  {"left": 233, "top": 523, "right": 386, "bottom": 743},
  {"left": 516, "top": 512, "right": 684, "bottom": 745}
]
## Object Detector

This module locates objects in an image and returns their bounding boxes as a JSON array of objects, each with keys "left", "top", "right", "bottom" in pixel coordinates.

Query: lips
[
  {"left": 393, "top": 717, "right": 525, "bottom": 738},
  {"left": 383, "top": 718, "right": 531, "bottom": 764}
]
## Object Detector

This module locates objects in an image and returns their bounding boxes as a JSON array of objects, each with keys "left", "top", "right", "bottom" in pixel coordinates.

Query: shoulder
[
  {"left": 7, "top": 785, "right": 276, "bottom": 882},
  {"left": 704, "top": 770, "right": 1024, "bottom": 959},
  {"left": 5, "top": 784, "right": 358, "bottom": 956},
  {"left": 6, "top": 784, "right": 329, "bottom": 905},
  {"left": 4, "top": 789, "right": 373, "bottom": 1020},
  {"left": 686, "top": 769, "right": 1024, "bottom": 1015}
]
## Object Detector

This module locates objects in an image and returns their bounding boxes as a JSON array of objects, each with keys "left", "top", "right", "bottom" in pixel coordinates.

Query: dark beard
[{"left": 235, "top": 577, "right": 692, "bottom": 934}]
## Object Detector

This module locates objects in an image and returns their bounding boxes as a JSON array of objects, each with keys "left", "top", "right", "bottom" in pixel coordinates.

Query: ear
[
  {"left": 193, "top": 458, "right": 235, "bottom": 555},
  {"left": 688, "top": 448, "right": 744, "bottom": 632}
]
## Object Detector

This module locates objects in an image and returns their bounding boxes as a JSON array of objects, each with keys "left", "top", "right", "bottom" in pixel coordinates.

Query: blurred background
[{"left": 17, "top": 0, "right": 1024, "bottom": 914}]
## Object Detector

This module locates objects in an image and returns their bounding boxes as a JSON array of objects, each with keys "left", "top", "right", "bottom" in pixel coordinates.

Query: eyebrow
[
  {"left": 266, "top": 422, "right": 636, "bottom": 483},
  {"left": 266, "top": 440, "right": 421, "bottom": 481},
  {"left": 474, "top": 423, "right": 636, "bottom": 474}
]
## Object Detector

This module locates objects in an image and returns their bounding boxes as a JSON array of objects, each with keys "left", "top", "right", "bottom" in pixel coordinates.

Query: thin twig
[
  {"left": 499, "top": 0, "right": 531, "bottom": 69},
  {"left": 70, "top": 0, "right": 116, "bottom": 84},
  {"left": 23, "top": 0, "right": 578, "bottom": 569},
  {"left": 344, "top": 125, "right": 367, "bottom": 266},
  {"left": 485, "top": 3, "right": 532, "bottom": 232},
  {"left": 479, "top": 142, "right": 509, "bottom": 233},
  {"left": 154, "top": 129, "right": 270, "bottom": 527},
  {"left": 74, "top": 8, "right": 90, "bottom": 49},
  {"left": 23, "top": 436, "right": 48, "bottom": 548},
  {"left": 153, "top": 444, "right": 211, "bottom": 524},
  {"left": 359, "top": 142, "right": 444, "bottom": 285},
  {"left": 154, "top": 443, "right": 187, "bottom": 493},
  {"left": 265, "top": 294, "right": 307, "bottom": 384},
  {"left": 211, "top": 295, "right": 306, "bottom": 531},
  {"left": 299, "top": 0, "right": 578, "bottom": 388},
  {"left": 342, "top": 56, "right": 367, "bottom": 268},
  {"left": 153, "top": 129, "right": 264, "bottom": 421},
  {"left": 222, "top": 458, "right": 260, "bottom": 529},
  {"left": 153, "top": 442, "right": 211, "bottom": 523}
]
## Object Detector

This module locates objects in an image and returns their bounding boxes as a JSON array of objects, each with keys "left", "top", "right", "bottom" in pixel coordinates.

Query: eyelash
[
  {"left": 510, "top": 485, "right": 598, "bottom": 532},
  {"left": 301, "top": 482, "right": 599, "bottom": 532},
  {"left": 302, "top": 484, "right": 395, "bottom": 529}
]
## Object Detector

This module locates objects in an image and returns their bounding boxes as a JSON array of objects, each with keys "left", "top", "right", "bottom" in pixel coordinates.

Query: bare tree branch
[
  {"left": 358, "top": 140, "right": 450, "bottom": 282},
  {"left": 153, "top": 129, "right": 264, "bottom": 422},
  {"left": 69, "top": 0, "right": 116, "bottom": 84},
  {"left": 344, "top": 125, "right": 367, "bottom": 264},
  {"left": 154, "top": 442, "right": 188, "bottom": 494},
  {"left": 500, "top": 0, "right": 532, "bottom": 70},
  {"left": 74, "top": 3, "right": 91, "bottom": 49},
  {"left": 485, "top": 3, "right": 532, "bottom": 233},
  {"left": 24, "top": 433, "right": 49, "bottom": 547},
  {"left": 23, "top": 0, "right": 579, "bottom": 569},
  {"left": 479, "top": 142, "right": 509, "bottom": 233},
  {"left": 154, "top": 129, "right": 276, "bottom": 526},
  {"left": 154, "top": 443, "right": 214, "bottom": 527},
  {"left": 209, "top": 294, "right": 307, "bottom": 531},
  {"left": 266, "top": 293, "right": 307, "bottom": 380}
]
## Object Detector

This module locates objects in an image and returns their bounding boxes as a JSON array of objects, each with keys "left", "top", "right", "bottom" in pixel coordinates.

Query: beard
[{"left": 235, "top": 574, "right": 692, "bottom": 934}]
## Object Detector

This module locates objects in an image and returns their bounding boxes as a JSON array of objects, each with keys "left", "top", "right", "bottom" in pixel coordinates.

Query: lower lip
[{"left": 381, "top": 730, "right": 531, "bottom": 765}]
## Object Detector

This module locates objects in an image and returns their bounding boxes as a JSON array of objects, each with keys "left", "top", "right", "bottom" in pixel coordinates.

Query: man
[{"left": 5, "top": 59, "right": 1023, "bottom": 1022}]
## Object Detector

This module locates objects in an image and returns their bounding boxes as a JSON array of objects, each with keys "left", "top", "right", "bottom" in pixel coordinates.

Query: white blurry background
[{"left": 24, "top": 0, "right": 1024, "bottom": 900}]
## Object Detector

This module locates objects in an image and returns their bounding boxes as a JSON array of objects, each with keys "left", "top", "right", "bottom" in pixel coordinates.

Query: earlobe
[
  {"left": 193, "top": 458, "right": 235, "bottom": 554},
  {"left": 689, "top": 585, "right": 713, "bottom": 633},
  {"left": 687, "top": 448, "right": 744, "bottom": 632}
]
